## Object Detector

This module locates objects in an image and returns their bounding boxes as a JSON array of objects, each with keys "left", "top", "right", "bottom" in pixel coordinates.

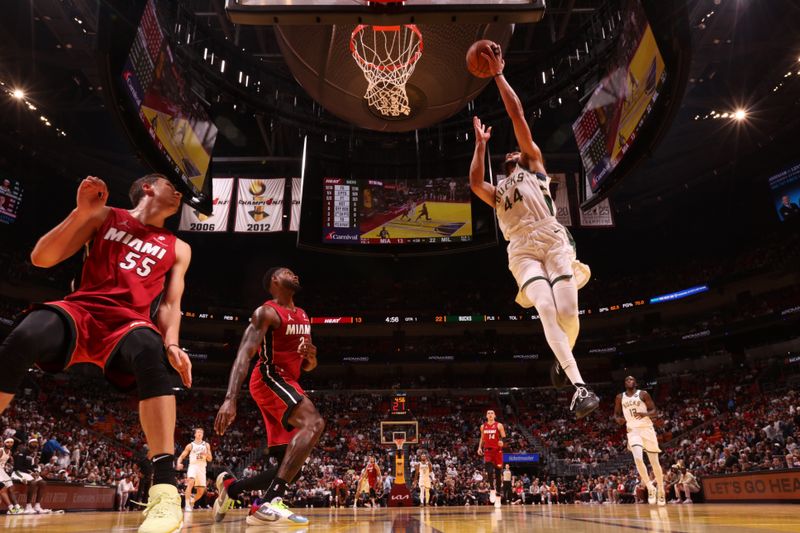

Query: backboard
[
  {"left": 226, "top": 0, "right": 546, "bottom": 25},
  {"left": 380, "top": 420, "right": 419, "bottom": 445}
]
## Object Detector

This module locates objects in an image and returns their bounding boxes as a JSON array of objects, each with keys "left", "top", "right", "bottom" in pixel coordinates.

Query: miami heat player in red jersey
[
  {"left": 478, "top": 409, "right": 506, "bottom": 506},
  {"left": 214, "top": 267, "right": 324, "bottom": 526},
  {"left": 0, "top": 174, "right": 192, "bottom": 533}
]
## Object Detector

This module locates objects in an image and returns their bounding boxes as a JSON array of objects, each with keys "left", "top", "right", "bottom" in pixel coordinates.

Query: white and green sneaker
[
  {"left": 246, "top": 497, "right": 309, "bottom": 526},
  {"left": 646, "top": 483, "right": 656, "bottom": 505},
  {"left": 213, "top": 472, "right": 238, "bottom": 523}
]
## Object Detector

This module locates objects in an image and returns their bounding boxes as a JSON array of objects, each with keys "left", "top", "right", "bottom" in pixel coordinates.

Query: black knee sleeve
[
  {"left": 0, "top": 310, "right": 68, "bottom": 394},
  {"left": 114, "top": 329, "right": 178, "bottom": 400}
]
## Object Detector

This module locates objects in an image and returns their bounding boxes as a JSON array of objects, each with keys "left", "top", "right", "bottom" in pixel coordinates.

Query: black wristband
[
  {"left": 165, "top": 343, "right": 181, "bottom": 351},
  {"left": 494, "top": 73, "right": 503, "bottom": 78}
]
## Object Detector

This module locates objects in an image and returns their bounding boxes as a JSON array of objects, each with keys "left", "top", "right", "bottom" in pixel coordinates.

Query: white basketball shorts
[
  {"left": 507, "top": 219, "right": 590, "bottom": 308},
  {"left": 627, "top": 426, "right": 661, "bottom": 453},
  {"left": 186, "top": 463, "right": 207, "bottom": 486},
  {"left": 0, "top": 468, "right": 12, "bottom": 488}
]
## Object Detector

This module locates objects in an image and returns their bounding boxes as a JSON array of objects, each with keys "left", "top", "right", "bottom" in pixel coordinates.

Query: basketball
[{"left": 466, "top": 39, "right": 499, "bottom": 78}]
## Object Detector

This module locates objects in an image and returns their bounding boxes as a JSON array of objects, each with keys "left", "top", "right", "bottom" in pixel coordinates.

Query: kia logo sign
[{"left": 391, "top": 494, "right": 409, "bottom": 500}]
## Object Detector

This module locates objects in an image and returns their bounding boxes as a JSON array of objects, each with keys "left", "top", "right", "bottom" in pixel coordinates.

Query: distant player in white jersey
[
  {"left": 469, "top": 43, "right": 598, "bottom": 418},
  {"left": 176, "top": 428, "right": 212, "bottom": 512},
  {"left": 614, "top": 376, "right": 665, "bottom": 506},
  {"left": 414, "top": 453, "right": 433, "bottom": 507},
  {"left": 0, "top": 438, "right": 21, "bottom": 514}
]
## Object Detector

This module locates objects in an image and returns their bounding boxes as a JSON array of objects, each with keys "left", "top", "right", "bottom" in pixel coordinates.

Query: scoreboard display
[
  {"left": 390, "top": 393, "right": 408, "bottom": 417},
  {"left": 322, "top": 177, "right": 473, "bottom": 245},
  {"left": 322, "top": 178, "right": 360, "bottom": 235}
]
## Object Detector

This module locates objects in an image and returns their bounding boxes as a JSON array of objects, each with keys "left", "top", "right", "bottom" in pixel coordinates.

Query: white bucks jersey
[
  {"left": 419, "top": 462, "right": 431, "bottom": 483},
  {"left": 189, "top": 441, "right": 209, "bottom": 465},
  {"left": 622, "top": 390, "right": 653, "bottom": 429},
  {"left": 495, "top": 165, "right": 556, "bottom": 240}
]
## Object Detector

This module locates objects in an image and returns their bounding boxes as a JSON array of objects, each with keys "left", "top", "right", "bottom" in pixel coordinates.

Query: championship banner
[
  {"left": 290, "top": 177, "right": 301, "bottom": 232},
  {"left": 702, "top": 470, "right": 800, "bottom": 503},
  {"left": 578, "top": 173, "right": 614, "bottom": 227},
  {"left": 178, "top": 178, "right": 233, "bottom": 232},
  {"left": 550, "top": 173, "right": 572, "bottom": 227},
  {"left": 579, "top": 199, "right": 614, "bottom": 227},
  {"left": 234, "top": 178, "right": 285, "bottom": 233}
]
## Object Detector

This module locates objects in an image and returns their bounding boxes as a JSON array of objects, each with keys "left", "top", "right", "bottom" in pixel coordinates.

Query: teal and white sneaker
[
  {"left": 245, "top": 497, "right": 309, "bottom": 526},
  {"left": 213, "top": 471, "right": 238, "bottom": 523}
]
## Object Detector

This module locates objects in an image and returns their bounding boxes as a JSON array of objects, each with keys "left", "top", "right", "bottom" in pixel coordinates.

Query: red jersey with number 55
[
  {"left": 66, "top": 207, "right": 176, "bottom": 314},
  {"left": 42, "top": 207, "right": 176, "bottom": 381}
]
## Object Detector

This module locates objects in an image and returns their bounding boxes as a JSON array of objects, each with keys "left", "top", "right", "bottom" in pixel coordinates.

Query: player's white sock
[
  {"left": 647, "top": 451, "right": 665, "bottom": 494},
  {"left": 552, "top": 279, "right": 580, "bottom": 349},
  {"left": 524, "top": 280, "right": 585, "bottom": 385}
]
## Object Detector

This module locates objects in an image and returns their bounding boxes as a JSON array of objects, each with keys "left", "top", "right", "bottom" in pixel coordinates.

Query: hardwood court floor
[{"left": 4, "top": 503, "right": 800, "bottom": 532}]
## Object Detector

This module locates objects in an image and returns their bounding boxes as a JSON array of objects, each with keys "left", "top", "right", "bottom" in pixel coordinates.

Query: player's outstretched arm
[
  {"left": 214, "top": 305, "right": 278, "bottom": 435},
  {"left": 481, "top": 47, "right": 545, "bottom": 174},
  {"left": 470, "top": 116, "right": 496, "bottom": 207},
  {"left": 30, "top": 176, "right": 110, "bottom": 268},
  {"left": 158, "top": 239, "right": 193, "bottom": 388},
  {"left": 613, "top": 394, "right": 626, "bottom": 425}
]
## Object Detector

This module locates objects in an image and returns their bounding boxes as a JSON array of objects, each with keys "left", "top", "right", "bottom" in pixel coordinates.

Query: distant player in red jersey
[
  {"left": 358, "top": 456, "right": 382, "bottom": 508},
  {"left": 477, "top": 409, "right": 506, "bottom": 507},
  {"left": 0, "top": 174, "right": 192, "bottom": 533},
  {"left": 331, "top": 477, "right": 348, "bottom": 508},
  {"left": 213, "top": 267, "right": 323, "bottom": 526}
]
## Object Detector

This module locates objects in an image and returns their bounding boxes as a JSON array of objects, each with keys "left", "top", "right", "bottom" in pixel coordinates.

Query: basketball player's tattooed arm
[
  {"left": 470, "top": 116, "right": 496, "bottom": 207},
  {"left": 481, "top": 45, "right": 546, "bottom": 175},
  {"left": 159, "top": 239, "right": 193, "bottom": 388},
  {"left": 214, "top": 305, "right": 279, "bottom": 435},
  {"left": 30, "top": 176, "right": 110, "bottom": 267},
  {"left": 637, "top": 391, "right": 657, "bottom": 419},
  {"left": 614, "top": 394, "right": 626, "bottom": 425}
]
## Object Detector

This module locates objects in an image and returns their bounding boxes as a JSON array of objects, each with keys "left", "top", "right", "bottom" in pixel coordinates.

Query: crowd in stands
[{"left": 1, "top": 357, "right": 798, "bottom": 512}]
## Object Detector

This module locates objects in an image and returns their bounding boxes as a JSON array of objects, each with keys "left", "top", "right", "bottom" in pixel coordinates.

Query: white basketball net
[{"left": 350, "top": 24, "right": 423, "bottom": 118}]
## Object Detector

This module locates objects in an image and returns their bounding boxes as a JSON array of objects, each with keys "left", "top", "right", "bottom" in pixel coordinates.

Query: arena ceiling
[{"left": 0, "top": 0, "right": 799, "bottom": 222}]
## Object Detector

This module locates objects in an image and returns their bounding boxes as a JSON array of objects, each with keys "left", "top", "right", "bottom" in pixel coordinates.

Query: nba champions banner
[
  {"left": 179, "top": 178, "right": 234, "bottom": 232},
  {"left": 578, "top": 174, "right": 615, "bottom": 227},
  {"left": 234, "top": 178, "right": 285, "bottom": 233},
  {"left": 290, "top": 177, "right": 301, "bottom": 232}
]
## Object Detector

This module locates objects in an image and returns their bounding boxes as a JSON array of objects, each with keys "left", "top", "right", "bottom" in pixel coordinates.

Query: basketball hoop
[
  {"left": 350, "top": 24, "right": 424, "bottom": 118},
  {"left": 393, "top": 437, "right": 406, "bottom": 450}
]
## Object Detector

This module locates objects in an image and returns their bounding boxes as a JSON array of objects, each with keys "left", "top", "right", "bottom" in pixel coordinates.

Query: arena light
[
  {"left": 12, "top": 88, "right": 26, "bottom": 100},
  {"left": 733, "top": 109, "right": 747, "bottom": 121}
]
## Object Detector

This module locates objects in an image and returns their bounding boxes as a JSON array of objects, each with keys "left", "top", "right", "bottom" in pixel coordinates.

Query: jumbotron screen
[
  {"left": 572, "top": 0, "right": 666, "bottom": 194},
  {"left": 121, "top": 0, "right": 218, "bottom": 198},
  {"left": 0, "top": 176, "right": 23, "bottom": 225},
  {"left": 322, "top": 177, "right": 473, "bottom": 245}
]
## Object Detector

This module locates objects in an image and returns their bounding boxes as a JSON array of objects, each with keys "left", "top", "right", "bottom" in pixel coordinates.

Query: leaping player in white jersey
[
  {"left": 176, "top": 428, "right": 213, "bottom": 512},
  {"left": 469, "top": 43, "right": 599, "bottom": 418},
  {"left": 614, "top": 376, "right": 666, "bottom": 506}
]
